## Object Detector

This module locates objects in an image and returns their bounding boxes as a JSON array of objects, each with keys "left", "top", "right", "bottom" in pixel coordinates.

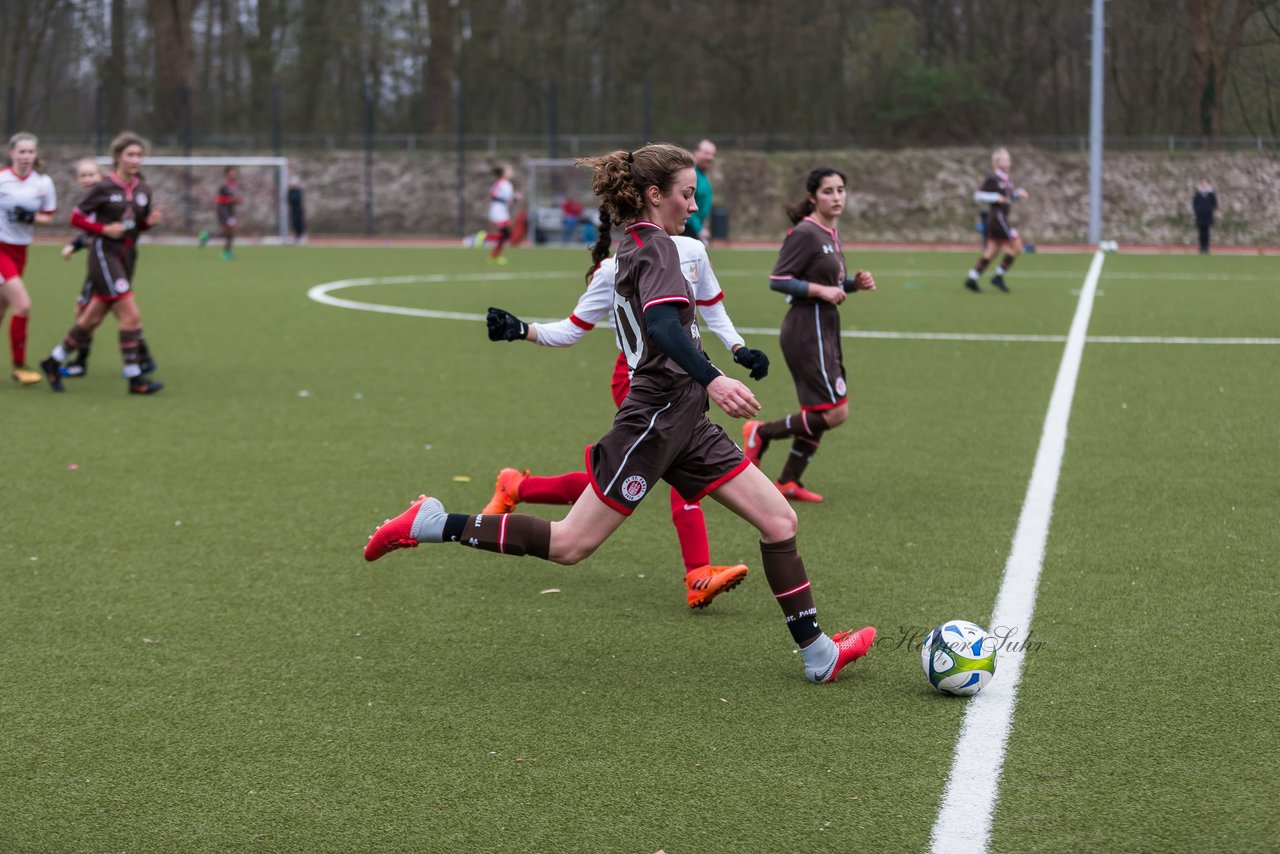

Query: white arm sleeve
[
  {"left": 675, "top": 236, "right": 746, "bottom": 353},
  {"left": 530, "top": 259, "right": 617, "bottom": 348},
  {"left": 973, "top": 190, "right": 1003, "bottom": 205}
]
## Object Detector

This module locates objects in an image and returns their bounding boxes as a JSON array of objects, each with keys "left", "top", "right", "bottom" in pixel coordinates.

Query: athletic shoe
[
  {"left": 11, "top": 365, "right": 41, "bottom": 385},
  {"left": 60, "top": 363, "right": 87, "bottom": 378},
  {"left": 139, "top": 358, "right": 156, "bottom": 375},
  {"left": 487, "top": 255, "right": 509, "bottom": 266},
  {"left": 776, "top": 481, "right": 824, "bottom": 503},
  {"left": 685, "top": 563, "right": 749, "bottom": 610},
  {"left": 814, "top": 626, "right": 877, "bottom": 684},
  {"left": 198, "top": 230, "right": 209, "bottom": 248},
  {"left": 221, "top": 250, "right": 235, "bottom": 261},
  {"left": 128, "top": 378, "right": 164, "bottom": 395},
  {"left": 482, "top": 468, "right": 528, "bottom": 516},
  {"left": 365, "top": 494, "right": 443, "bottom": 561},
  {"left": 39, "top": 357, "right": 64, "bottom": 392},
  {"left": 471, "top": 230, "right": 487, "bottom": 248},
  {"left": 964, "top": 278, "right": 981, "bottom": 293},
  {"left": 990, "top": 275, "right": 1009, "bottom": 293},
  {"left": 742, "top": 420, "right": 769, "bottom": 467}
]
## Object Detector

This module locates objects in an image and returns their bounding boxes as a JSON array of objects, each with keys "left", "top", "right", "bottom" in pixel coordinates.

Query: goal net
[
  {"left": 95, "top": 155, "right": 291, "bottom": 241},
  {"left": 524, "top": 158, "right": 598, "bottom": 245}
]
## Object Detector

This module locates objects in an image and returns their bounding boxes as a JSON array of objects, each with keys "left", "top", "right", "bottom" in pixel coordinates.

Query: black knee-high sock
[
  {"left": 779, "top": 434, "right": 822, "bottom": 485},
  {"left": 968, "top": 257, "right": 991, "bottom": 280},
  {"left": 758, "top": 408, "right": 830, "bottom": 442},
  {"left": 760, "top": 536, "right": 821, "bottom": 645},
  {"left": 119, "top": 329, "right": 142, "bottom": 378},
  {"left": 442, "top": 513, "right": 551, "bottom": 559}
]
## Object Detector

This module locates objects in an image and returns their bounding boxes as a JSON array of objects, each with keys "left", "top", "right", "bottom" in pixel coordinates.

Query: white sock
[
  {"left": 801, "top": 633, "right": 838, "bottom": 684},
  {"left": 409, "top": 497, "right": 448, "bottom": 542},
  {"left": 995, "top": 266, "right": 1007, "bottom": 277},
  {"left": 967, "top": 269, "right": 980, "bottom": 281},
  {"left": 122, "top": 364, "right": 141, "bottom": 379},
  {"left": 51, "top": 344, "right": 68, "bottom": 361}
]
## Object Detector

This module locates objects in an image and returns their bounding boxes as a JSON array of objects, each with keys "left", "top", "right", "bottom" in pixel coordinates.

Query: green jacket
[{"left": 687, "top": 167, "right": 713, "bottom": 234}]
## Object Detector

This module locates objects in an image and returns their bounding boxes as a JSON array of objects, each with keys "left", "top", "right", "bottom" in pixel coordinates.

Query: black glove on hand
[
  {"left": 486, "top": 306, "right": 529, "bottom": 342},
  {"left": 12, "top": 207, "right": 36, "bottom": 225},
  {"left": 733, "top": 347, "right": 770, "bottom": 380}
]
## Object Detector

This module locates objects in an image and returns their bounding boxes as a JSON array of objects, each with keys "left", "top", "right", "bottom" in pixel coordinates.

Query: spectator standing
[
  {"left": 287, "top": 177, "right": 306, "bottom": 244},
  {"left": 682, "top": 139, "right": 715, "bottom": 242},
  {"left": 1193, "top": 179, "right": 1217, "bottom": 255}
]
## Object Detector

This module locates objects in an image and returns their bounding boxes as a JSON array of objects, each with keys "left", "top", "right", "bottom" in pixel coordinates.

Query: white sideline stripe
[
  {"left": 716, "top": 268, "right": 1277, "bottom": 282},
  {"left": 305, "top": 274, "right": 1280, "bottom": 345},
  {"left": 929, "top": 251, "right": 1105, "bottom": 854}
]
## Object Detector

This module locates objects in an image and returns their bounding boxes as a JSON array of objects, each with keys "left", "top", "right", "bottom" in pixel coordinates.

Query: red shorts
[
  {"left": 610, "top": 351, "right": 631, "bottom": 408},
  {"left": 0, "top": 243, "right": 28, "bottom": 282}
]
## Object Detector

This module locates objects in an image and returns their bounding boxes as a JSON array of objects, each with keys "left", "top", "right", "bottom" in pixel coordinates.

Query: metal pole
[
  {"left": 642, "top": 83, "right": 652, "bottom": 143},
  {"left": 1087, "top": 0, "right": 1105, "bottom": 245},
  {"left": 5, "top": 85, "right": 14, "bottom": 138},
  {"left": 455, "top": 79, "right": 466, "bottom": 238},
  {"left": 364, "top": 84, "right": 374, "bottom": 236},
  {"left": 181, "top": 86, "right": 194, "bottom": 232},
  {"left": 94, "top": 85, "right": 105, "bottom": 152},
  {"left": 271, "top": 84, "right": 283, "bottom": 156},
  {"left": 548, "top": 81, "right": 558, "bottom": 159}
]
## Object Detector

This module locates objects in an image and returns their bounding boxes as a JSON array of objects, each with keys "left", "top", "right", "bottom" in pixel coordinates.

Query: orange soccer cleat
[
  {"left": 742, "top": 420, "right": 769, "bottom": 467},
  {"left": 815, "top": 626, "right": 877, "bottom": 684},
  {"left": 684, "top": 563, "right": 749, "bottom": 610},
  {"left": 482, "top": 468, "right": 528, "bottom": 516},
  {"left": 776, "top": 481, "right": 824, "bottom": 503}
]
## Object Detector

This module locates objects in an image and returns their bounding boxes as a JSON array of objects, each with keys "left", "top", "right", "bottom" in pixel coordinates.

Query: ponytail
[
  {"left": 576, "top": 143, "right": 694, "bottom": 224},
  {"left": 585, "top": 205, "right": 613, "bottom": 283}
]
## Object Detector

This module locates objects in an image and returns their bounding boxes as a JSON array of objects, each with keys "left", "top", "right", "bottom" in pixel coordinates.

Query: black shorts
[
  {"left": 586, "top": 382, "right": 749, "bottom": 515},
  {"left": 780, "top": 301, "right": 848, "bottom": 412},
  {"left": 985, "top": 211, "right": 1019, "bottom": 243}
]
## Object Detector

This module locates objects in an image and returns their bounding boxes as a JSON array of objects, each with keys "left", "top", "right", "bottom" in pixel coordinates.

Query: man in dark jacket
[{"left": 1193, "top": 179, "right": 1218, "bottom": 254}]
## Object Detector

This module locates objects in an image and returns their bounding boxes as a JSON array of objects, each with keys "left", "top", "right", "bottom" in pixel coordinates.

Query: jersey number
[{"left": 613, "top": 294, "right": 644, "bottom": 370}]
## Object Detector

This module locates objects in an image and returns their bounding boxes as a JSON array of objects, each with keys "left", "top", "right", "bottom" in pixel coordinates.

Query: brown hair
[
  {"left": 109, "top": 131, "right": 149, "bottom": 166},
  {"left": 576, "top": 143, "right": 694, "bottom": 224},
  {"left": 585, "top": 204, "right": 613, "bottom": 284},
  {"left": 783, "top": 166, "right": 847, "bottom": 225}
]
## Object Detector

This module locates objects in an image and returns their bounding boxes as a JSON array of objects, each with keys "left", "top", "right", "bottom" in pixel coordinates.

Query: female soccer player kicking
[
  {"left": 482, "top": 206, "right": 770, "bottom": 609},
  {"left": 365, "top": 144, "right": 875, "bottom": 684},
  {"left": 742, "top": 167, "right": 876, "bottom": 504}
]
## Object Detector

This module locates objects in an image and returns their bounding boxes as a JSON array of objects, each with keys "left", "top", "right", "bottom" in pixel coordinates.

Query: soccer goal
[
  {"left": 524, "top": 158, "right": 597, "bottom": 245},
  {"left": 95, "top": 155, "right": 291, "bottom": 241}
]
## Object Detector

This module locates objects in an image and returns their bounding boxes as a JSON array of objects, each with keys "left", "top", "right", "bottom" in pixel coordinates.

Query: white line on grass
[
  {"left": 306, "top": 274, "right": 1280, "bottom": 345},
  {"left": 929, "top": 251, "right": 1105, "bottom": 854}
]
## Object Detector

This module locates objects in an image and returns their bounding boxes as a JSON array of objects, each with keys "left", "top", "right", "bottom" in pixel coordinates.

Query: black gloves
[
  {"left": 733, "top": 347, "right": 770, "bottom": 380},
  {"left": 486, "top": 306, "right": 529, "bottom": 342},
  {"left": 11, "top": 207, "right": 36, "bottom": 224}
]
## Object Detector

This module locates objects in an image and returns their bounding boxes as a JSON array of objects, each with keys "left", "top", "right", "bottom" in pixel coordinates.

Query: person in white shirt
[
  {"left": 474, "top": 163, "right": 520, "bottom": 265},
  {"left": 0, "top": 132, "right": 57, "bottom": 384},
  {"left": 480, "top": 206, "right": 772, "bottom": 610}
]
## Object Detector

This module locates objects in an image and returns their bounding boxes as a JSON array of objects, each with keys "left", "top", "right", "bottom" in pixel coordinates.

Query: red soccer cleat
[
  {"left": 742, "top": 420, "right": 769, "bottom": 467},
  {"left": 365, "top": 495, "right": 431, "bottom": 562},
  {"left": 776, "top": 480, "right": 824, "bottom": 503},
  {"left": 482, "top": 468, "right": 528, "bottom": 515},
  {"left": 684, "top": 563, "right": 749, "bottom": 609},
  {"left": 817, "top": 626, "right": 877, "bottom": 684}
]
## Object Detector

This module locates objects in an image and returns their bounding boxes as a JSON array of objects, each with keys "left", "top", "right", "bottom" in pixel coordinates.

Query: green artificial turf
[{"left": 1, "top": 244, "right": 1275, "bottom": 852}]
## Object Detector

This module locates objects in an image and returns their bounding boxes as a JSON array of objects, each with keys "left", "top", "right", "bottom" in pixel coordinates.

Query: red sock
[
  {"left": 10, "top": 314, "right": 28, "bottom": 366},
  {"left": 490, "top": 234, "right": 508, "bottom": 258},
  {"left": 669, "top": 487, "right": 710, "bottom": 572},
  {"left": 518, "top": 471, "right": 591, "bottom": 505}
]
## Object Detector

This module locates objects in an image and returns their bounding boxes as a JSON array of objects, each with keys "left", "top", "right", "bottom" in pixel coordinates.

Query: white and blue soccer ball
[{"left": 921, "top": 620, "right": 997, "bottom": 696}]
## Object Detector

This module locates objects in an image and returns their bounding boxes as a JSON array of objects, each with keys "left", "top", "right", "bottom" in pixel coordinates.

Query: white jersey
[
  {"left": 0, "top": 168, "right": 57, "bottom": 245},
  {"left": 531, "top": 235, "right": 746, "bottom": 353},
  {"left": 488, "top": 178, "right": 514, "bottom": 225}
]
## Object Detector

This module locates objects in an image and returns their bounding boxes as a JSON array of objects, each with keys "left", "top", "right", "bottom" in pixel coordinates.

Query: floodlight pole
[{"left": 1087, "top": 0, "right": 1105, "bottom": 245}]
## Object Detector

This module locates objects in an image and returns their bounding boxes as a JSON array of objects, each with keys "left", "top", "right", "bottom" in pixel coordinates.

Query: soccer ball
[
  {"left": 1099, "top": 239, "right": 1119, "bottom": 253},
  {"left": 921, "top": 620, "right": 997, "bottom": 696}
]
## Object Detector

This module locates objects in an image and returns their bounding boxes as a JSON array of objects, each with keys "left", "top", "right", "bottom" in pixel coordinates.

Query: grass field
[{"left": 2, "top": 242, "right": 1277, "bottom": 853}]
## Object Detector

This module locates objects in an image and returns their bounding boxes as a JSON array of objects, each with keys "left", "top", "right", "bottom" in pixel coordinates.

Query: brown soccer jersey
[
  {"left": 770, "top": 217, "right": 846, "bottom": 303},
  {"left": 75, "top": 173, "right": 154, "bottom": 243},
  {"left": 611, "top": 221, "right": 708, "bottom": 402},
  {"left": 979, "top": 170, "right": 1018, "bottom": 241}
]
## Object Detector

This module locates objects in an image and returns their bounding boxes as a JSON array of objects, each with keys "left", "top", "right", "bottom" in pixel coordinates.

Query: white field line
[
  {"left": 306, "top": 274, "right": 1280, "bottom": 345},
  {"left": 928, "top": 251, "right": 1105, "bottom": 854},
  {"left": 714, "top": 268, "right": 1277, "bottom": 282}
]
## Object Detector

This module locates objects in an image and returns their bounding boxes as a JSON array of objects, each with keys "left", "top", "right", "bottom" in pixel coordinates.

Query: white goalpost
[
  {"left": 95, "top": 155, "right": 291, "bottom": 241},
  {"left": 524, "top": 158, "right": 596, "bottom": 244}
]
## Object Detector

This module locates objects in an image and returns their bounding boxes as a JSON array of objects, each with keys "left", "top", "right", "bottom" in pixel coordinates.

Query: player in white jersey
[
  {"left": 0, "top": 132, "right": 57, "bottom": 385},
  {"left": 475, "top": 163, "right": 519, "bottom": 265},
  {"left": 481, "top": 208, "right": 772, "bottom": 609}
]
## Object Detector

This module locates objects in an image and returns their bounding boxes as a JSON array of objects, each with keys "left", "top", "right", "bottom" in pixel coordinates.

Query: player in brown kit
[
  {"left": 965, "top": 147, "right": 1029, "bottom": 293},
  {"left": 39, "top": 131, "right": 164, "bottom": 394},
  {"left": 741, "top": 167, "right": 876, "bottom": 504},
  {"left": 365, "top": 143, "right": 876, "bottom": 684}
]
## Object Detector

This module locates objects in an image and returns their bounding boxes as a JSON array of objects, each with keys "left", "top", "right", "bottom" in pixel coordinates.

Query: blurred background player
[
  {"left": 287, "top": 176, "right": 306, "bottom": 244},
  {"left": 742, "top": 167, "right": 876, "bottom": 503},
  {"left": 56, "top": 157, "right": 106, "bottom": 378},
  {"left": 39, "top": 131, "right": 164, "bottom": 395},
  {"left": 215, "top": 166, "right": 243, "bottom": 259},
  {"left": 682, "top": 139, "right": 716, "bottom": 242},
  {"left": 965, "top": 147, "right": 1029, "bottom": 293},
  {"left": 1193, "top": 178, "right": 1217, "bottom": 254},
  {"left": 0, "top": 132, "right": 58, "bottom": 385},
  {"left": 483, "top": 204, "right": 771, "bottom": 609},
  {"left": 473, "top": 163, "right": 519, "bottom": 264},
  {"left": 365, "top": 143, "right": 875, "bottom": 685}
]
